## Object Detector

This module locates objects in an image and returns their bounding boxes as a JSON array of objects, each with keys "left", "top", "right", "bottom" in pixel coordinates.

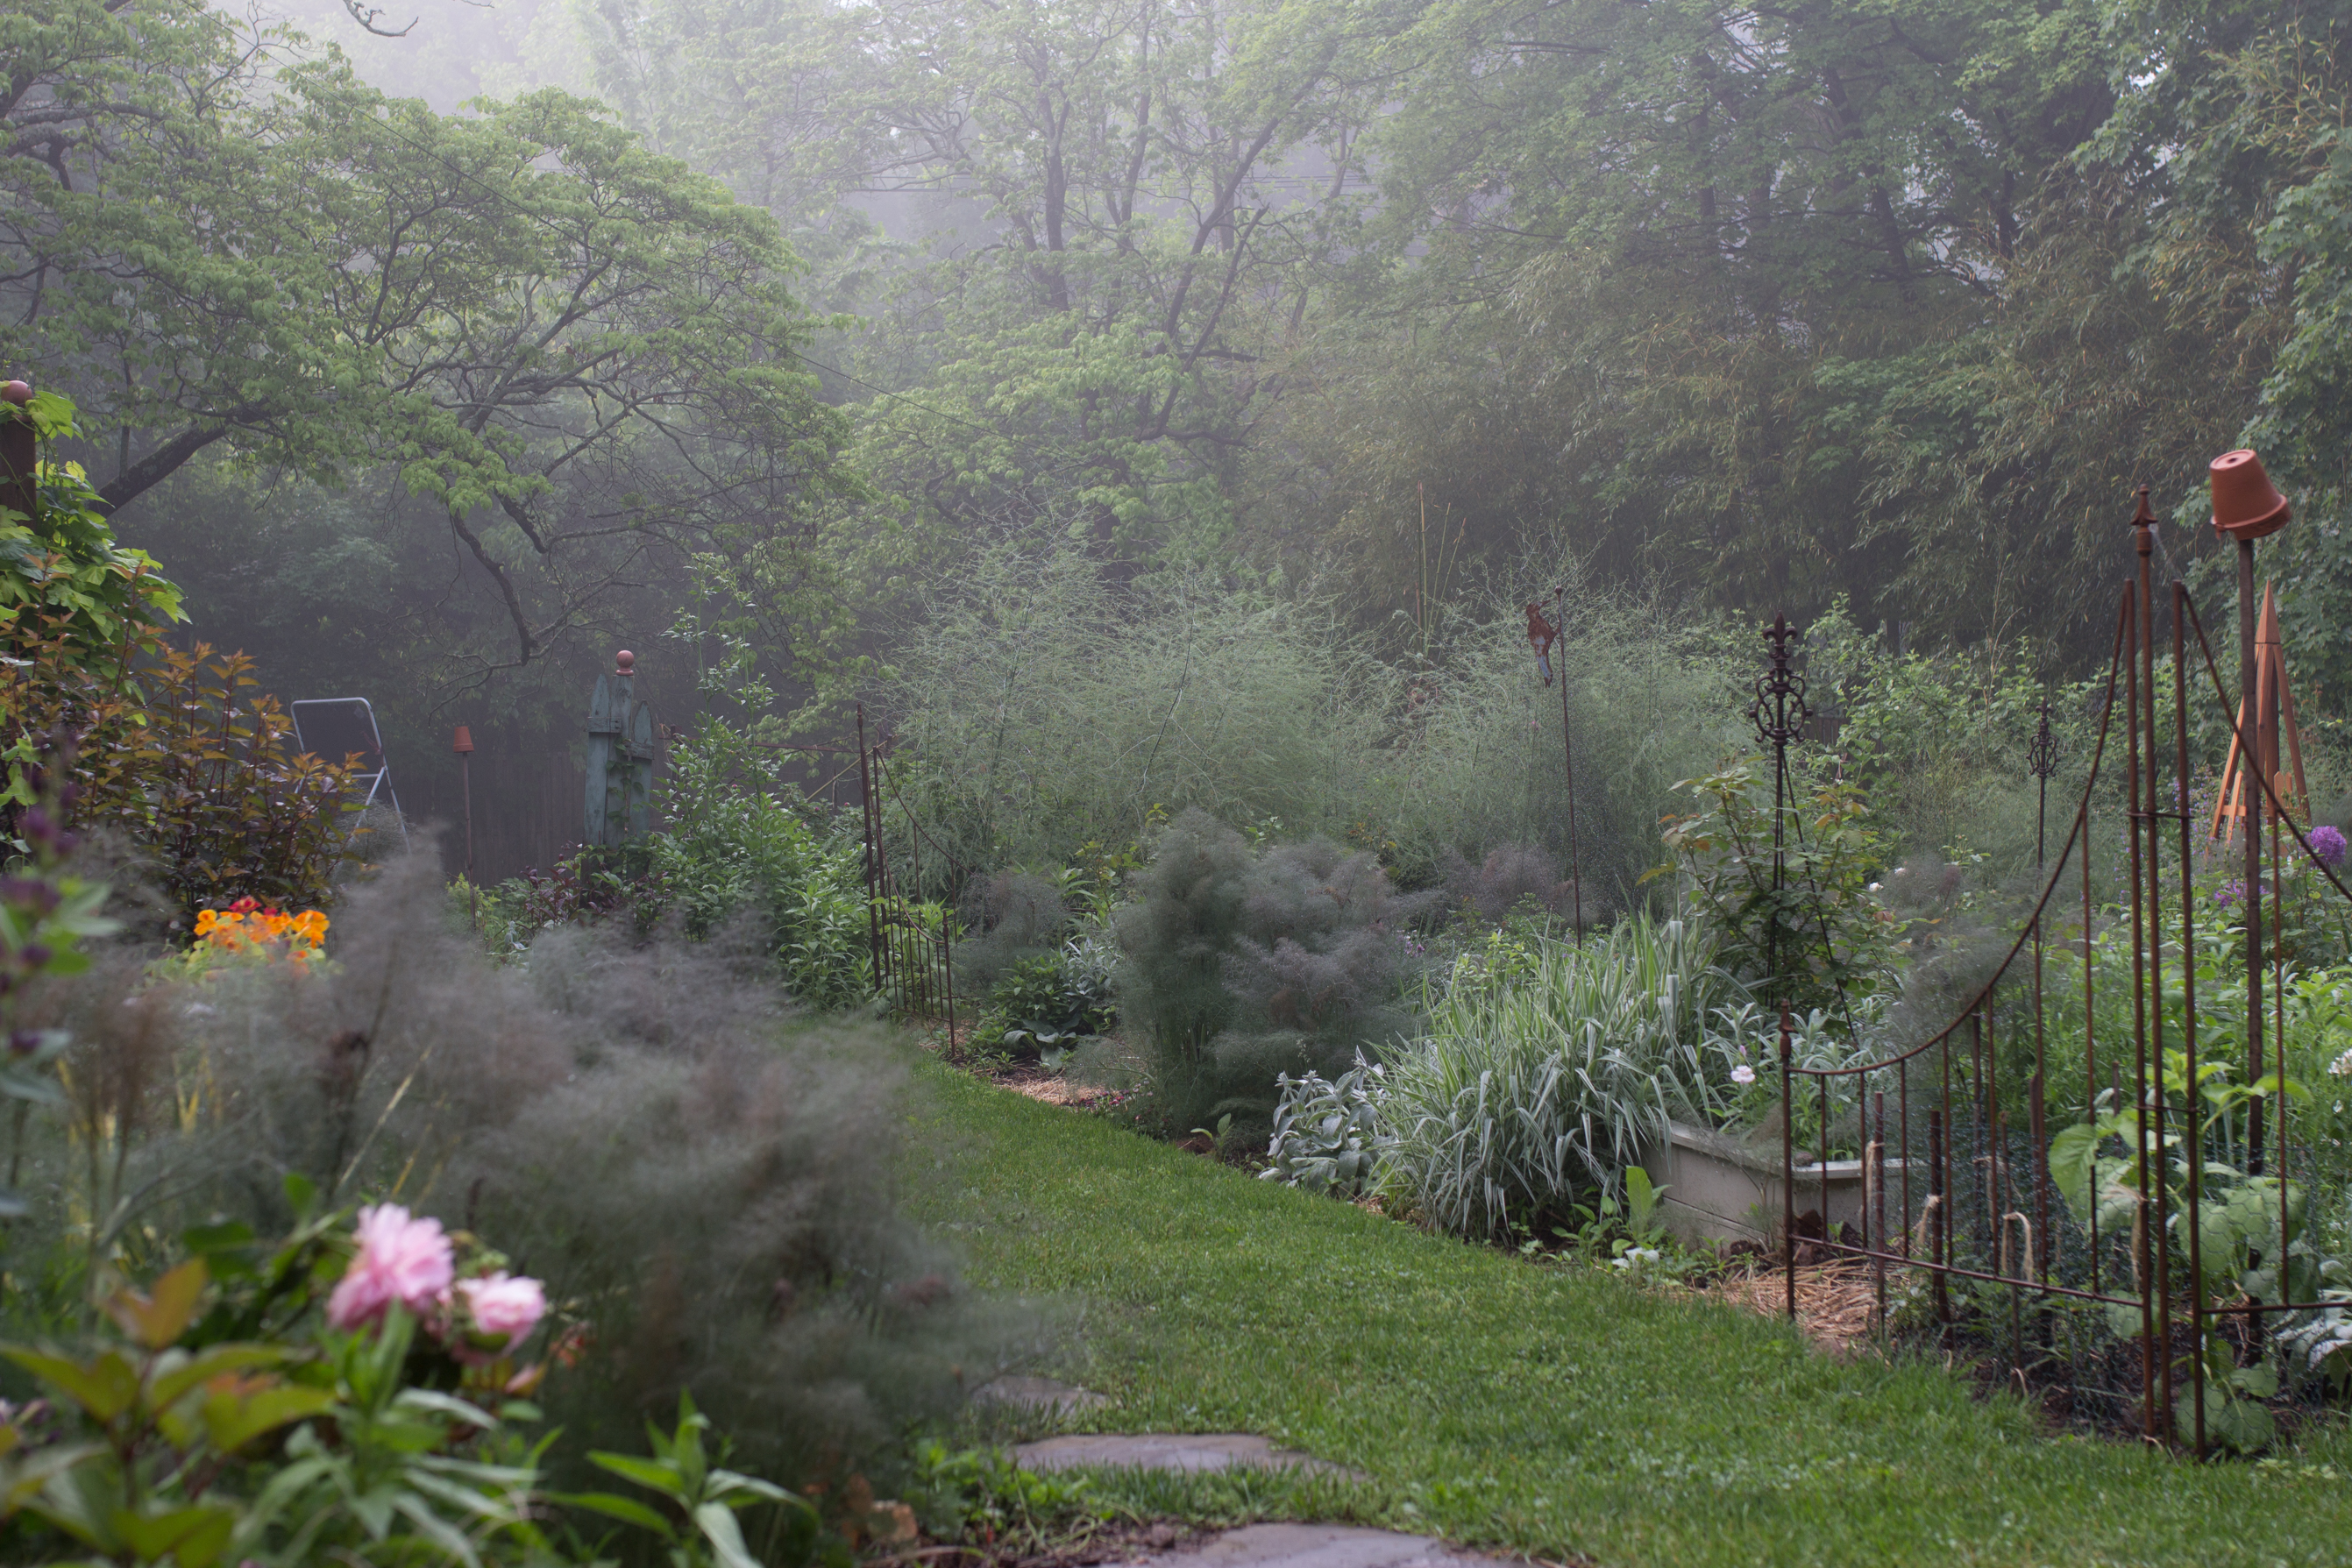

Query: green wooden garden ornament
[{"left": 585, "top": 649, "right": 655, "bottom": 847}]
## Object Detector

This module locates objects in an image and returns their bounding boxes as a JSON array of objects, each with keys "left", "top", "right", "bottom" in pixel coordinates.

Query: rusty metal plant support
[
  {"left": 1554, "top": 585, "right": 1584, "bottom": 938},
  {"left": 1527, "top": 595, "right": 1583, "bottom": 936},
  {"left": 1773, "top": 473, "right": 2352, "bottom": 1456},
  {"left": 856, "top": 706, "right": 957, "bottom": 1033},
  {"left": 1751, "top": 615, "right": 1809, "bottom": 1315}
]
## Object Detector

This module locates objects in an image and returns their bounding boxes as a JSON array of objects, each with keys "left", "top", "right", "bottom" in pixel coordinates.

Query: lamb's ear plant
[{"left": 1262, "top": 1058, "right": 1383, "bottom": 1197}]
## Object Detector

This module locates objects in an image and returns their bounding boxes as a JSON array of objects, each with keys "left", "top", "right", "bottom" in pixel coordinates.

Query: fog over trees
[{"left": 9, "top": 0, "right": 2351, "bottom": 872}]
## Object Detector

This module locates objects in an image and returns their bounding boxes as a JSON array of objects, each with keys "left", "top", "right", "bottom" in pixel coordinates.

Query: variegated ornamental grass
[{"left": 1375, "top": 917, "right": 1794, "bottom": 1240}]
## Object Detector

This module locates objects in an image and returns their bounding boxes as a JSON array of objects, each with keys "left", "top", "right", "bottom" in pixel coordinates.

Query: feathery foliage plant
[{"left": 2, "top": 855, "right": 1028, "bottom": 1491}]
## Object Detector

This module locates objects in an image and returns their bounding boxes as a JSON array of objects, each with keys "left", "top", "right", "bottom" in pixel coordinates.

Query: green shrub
[
  {"left": 1652, "top": 755, "right": 1893, "bottom": 1018},
  {"left": 882, "top": 550, "right": 1389, "bottom": 890},
  {"left": 645, "top": 716, "right": 871, "bottom": 1010},
  {"left": 954, "top": 869, "right": 1080, "bottom": 995},
  {"left": 1112, "top": 813, "right": 1432, "bottom": 1132},
  {"left": 979, "top": 941, "right": 1117, "bottom": 1060},
  {"left": 60, "top": 644, "right": 359, "bottom": 928},
  {"left": 880, "top": 545, "right": 1747, "bottom": 922}
]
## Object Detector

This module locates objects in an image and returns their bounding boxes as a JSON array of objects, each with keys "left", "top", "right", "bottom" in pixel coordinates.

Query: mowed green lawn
[{"left": 910, "top": 1061, "right": 2352, "bottom": 1568}]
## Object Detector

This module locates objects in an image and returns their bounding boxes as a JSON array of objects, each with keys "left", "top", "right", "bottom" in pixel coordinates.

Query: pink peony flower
[
  {"left": 327, "top": 1204, "right": 455, "bottom": 1332},
  {"left": 455, "top": 1272, "right": 547, "bottom": 1346}
]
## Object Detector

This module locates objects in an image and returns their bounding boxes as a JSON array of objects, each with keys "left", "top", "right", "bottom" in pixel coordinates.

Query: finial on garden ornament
[
  {"left": 615, "top": 649, "right": 635, "bottom": 678},
  {"left": 0, "top": 382, "right": 29, "bottom": 407},
  {"left": 2130, "top": 485, "right": 2157, "bottom": 555}
]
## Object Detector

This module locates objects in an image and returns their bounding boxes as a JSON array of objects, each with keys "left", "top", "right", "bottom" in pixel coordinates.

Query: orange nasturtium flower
[{"left": 193, "top": 901, "right": 330, "bottom": 960}]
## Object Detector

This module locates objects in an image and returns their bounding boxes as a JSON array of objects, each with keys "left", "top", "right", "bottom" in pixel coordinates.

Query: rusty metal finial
[
  {"left": 1751, "top": 614, "right": 1809, "bottom": 748},
  {"left": 2028, "top": 698, "right": 2057, "bottom": 782},
  {"left": 2131, "top": 485, "right": 2157, "bottom": 554}
]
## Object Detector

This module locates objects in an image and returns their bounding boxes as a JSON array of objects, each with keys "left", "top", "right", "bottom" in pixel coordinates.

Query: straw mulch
[
  {"left": 1002, "top": 1071, "right": 1119, "bottom": 1110},
  {"left": 1703, "top": 1259, "right": 1885, "bottom": 1356}
]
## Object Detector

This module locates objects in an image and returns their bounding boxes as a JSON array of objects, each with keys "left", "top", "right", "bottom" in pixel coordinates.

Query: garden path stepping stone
[
  {"left": 1014, "top": 1433, "right": 1365, "bottom": 1480},
  {"left": 1132, "top": 1523, "right": 1517, "bottom": 1568},
  {"left": 971, "top": 1376, "right": 1112, "bottom": 1415}
]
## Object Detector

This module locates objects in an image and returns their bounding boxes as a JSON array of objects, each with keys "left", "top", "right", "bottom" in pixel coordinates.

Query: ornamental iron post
[
  {"left": 2029, "top": 699, "right": 2059, "bottom": 869},
  {"left": 1751, "top": 615, "right": 1810, "bottom": 997},
  {"left": 1752, "top": 617, "right": 1808, "bottom": 1318},
  {"left": 453, "top": 725, "right": 476, "bottom": 931},
  {"left": 1526, "top": 595, "right": 1583, "bottom": 937}
]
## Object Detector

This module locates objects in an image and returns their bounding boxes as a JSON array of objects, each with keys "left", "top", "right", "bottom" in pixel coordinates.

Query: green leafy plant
[
  {"left": 1652, "top": 756, "right": 1893, "bottom": 1019},
  {"left": 2048, "top": 1055, "right": 2342, "bottom": 1453},
  {"left": 0, "top": 1203, "right": 561, "bottom": 1567},
  {"left": 0, "top": 1259, "right": 327, "bottom": 1567},
  {"left": 903, "top": 1440, "right": 1090, "bottom": 1551},
  {"left": 983, "top": 944, "right": 1117, "bottom": 1061},
  {"left": 646, "top": 713, "right": 870, "bottom": 1008},
  {"left": 0, "top": 390, "right": 183, "bottom": 670},
  {"left": 563, "top": 1394, "right": 817, "bottom": 1568}
]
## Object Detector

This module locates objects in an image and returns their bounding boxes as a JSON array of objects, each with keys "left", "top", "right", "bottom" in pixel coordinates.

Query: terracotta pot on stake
[{"left": 2212, "top": 449, "right": 2289, "bottom": 1174}]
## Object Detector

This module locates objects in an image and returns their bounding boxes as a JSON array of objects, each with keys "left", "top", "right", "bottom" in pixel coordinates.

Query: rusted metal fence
[
  {"left": 1767, "top": 478, "right": 2351, "bottom": 1455},
  {"left": 856, "top": 705, "right": 956, "bottom": 1032}
]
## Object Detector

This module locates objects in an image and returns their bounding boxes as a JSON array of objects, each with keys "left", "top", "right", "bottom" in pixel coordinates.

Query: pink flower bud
[{"left": 455, "top": 1272, "right": 547, "bottom": 1346}]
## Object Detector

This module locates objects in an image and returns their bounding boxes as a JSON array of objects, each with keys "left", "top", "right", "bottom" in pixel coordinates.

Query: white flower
[
  {"left": 1731, "top": 1064, "right": 1757, "bottom": 1086},
  {"left": 2330, "top": 1049, "right": 2352, "bottom": 1078},
  {"left": 1612, "top": 1247, "right": 1662, "bottom": 1271}
]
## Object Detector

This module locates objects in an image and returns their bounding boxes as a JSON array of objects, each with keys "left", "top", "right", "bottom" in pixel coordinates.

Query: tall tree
[{"left": 1, "top": 0, "right": 858, "bottom": 684}]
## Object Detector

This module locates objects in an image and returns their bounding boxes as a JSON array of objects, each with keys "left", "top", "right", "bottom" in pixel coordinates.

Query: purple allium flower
[{"left": 2312, "top": 825, "right": 2348, "bottom": 869}]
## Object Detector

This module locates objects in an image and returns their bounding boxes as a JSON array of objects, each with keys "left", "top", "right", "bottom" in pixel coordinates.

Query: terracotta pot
[{"left": 2211, "top": 448, "right": 2291, "bottom": 541}]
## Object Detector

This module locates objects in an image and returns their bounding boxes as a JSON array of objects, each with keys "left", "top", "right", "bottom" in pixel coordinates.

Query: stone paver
[
  {"left": 1132, "top": 1523, "right": 1517, "bottom": 1568},
  {"left": 1014, "top": 1433, "right": 1366, "bottom": 1480}
]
